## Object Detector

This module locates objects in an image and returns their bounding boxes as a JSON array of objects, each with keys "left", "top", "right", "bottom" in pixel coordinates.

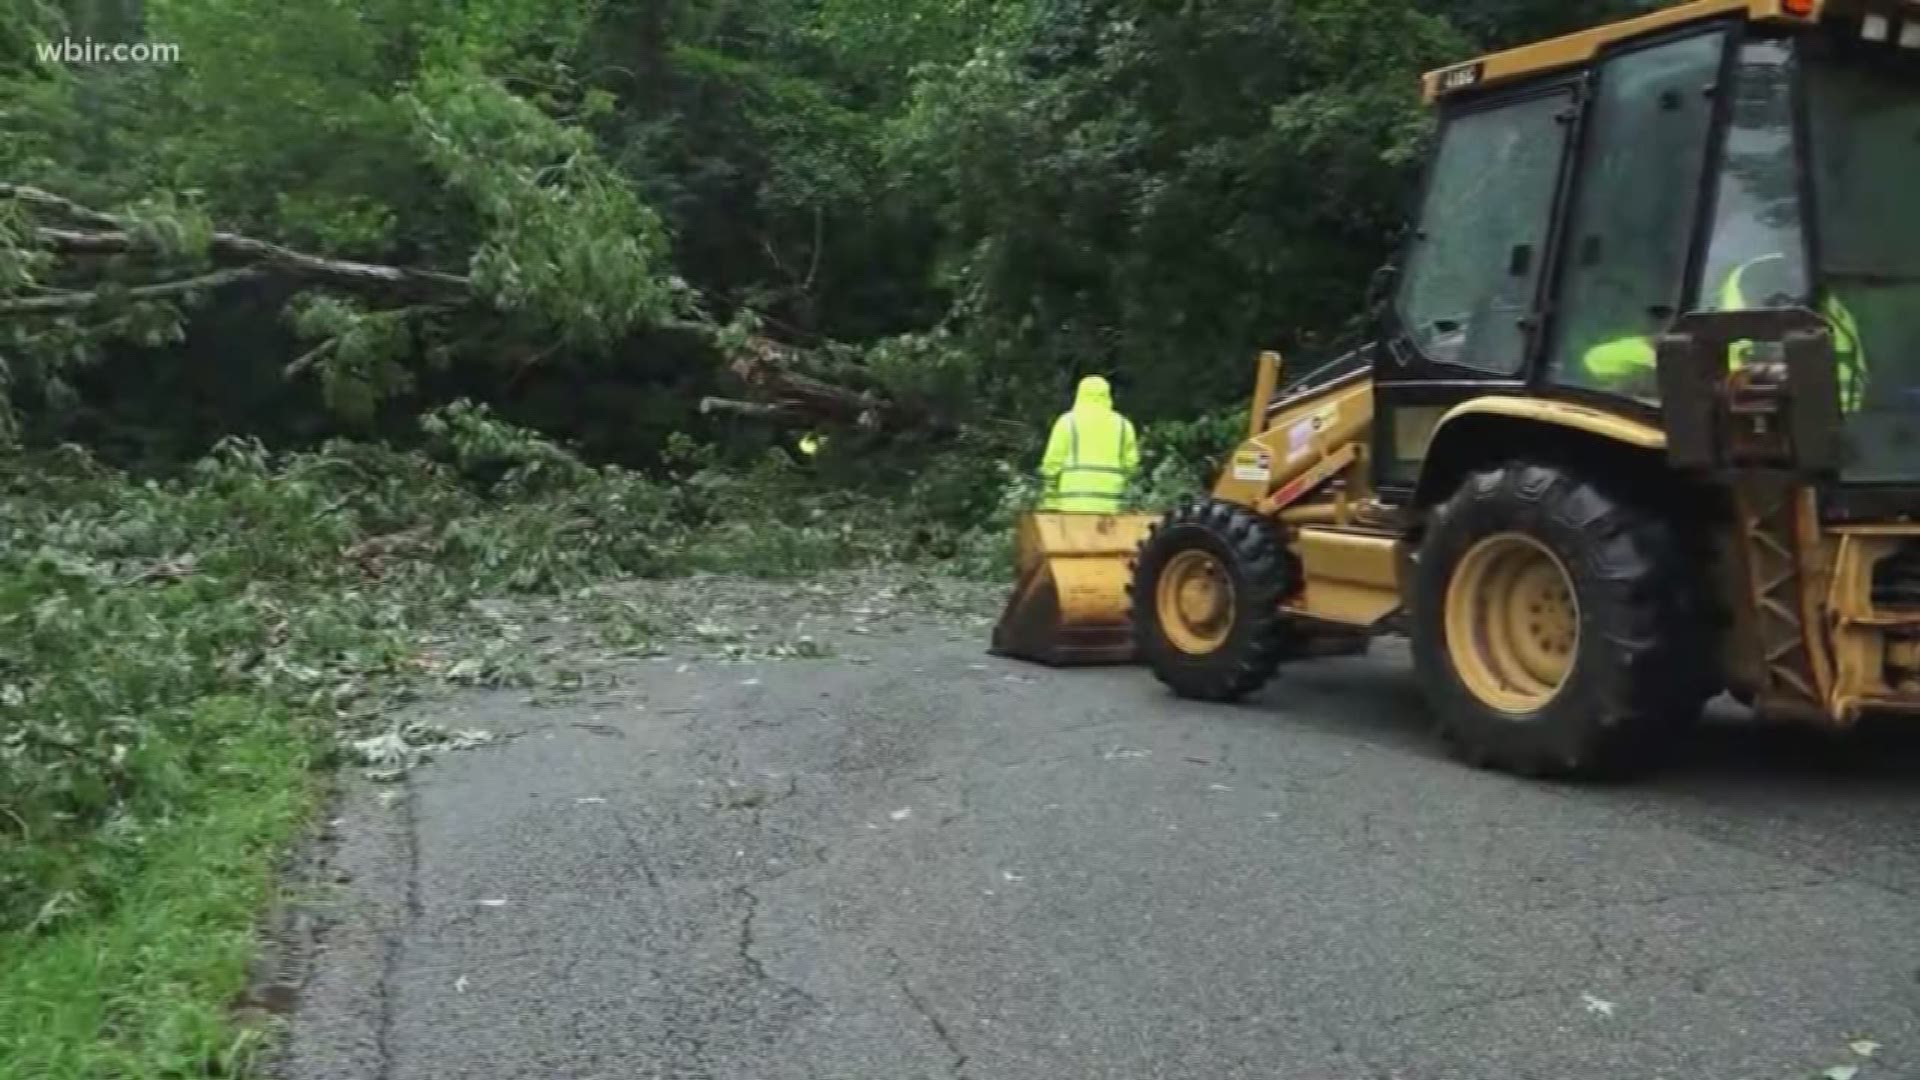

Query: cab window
[
  {"left": 1698, "top": 38, "right": 1810, "bottom": 315},
  {"left": 1395, "top": 90, "right": 1572, "bottom": 376},
  {"left": 1549, "top": 30, "right": 1726, "bottom": 399}
]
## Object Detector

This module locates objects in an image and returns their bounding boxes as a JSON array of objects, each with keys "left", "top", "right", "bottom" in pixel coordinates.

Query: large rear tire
[
  {"left": 1129, "top": 499, "right": 1294, "bottom": 702},
  {"left": 1411, "top": 463, "right": 1707, "bottom": 778}
]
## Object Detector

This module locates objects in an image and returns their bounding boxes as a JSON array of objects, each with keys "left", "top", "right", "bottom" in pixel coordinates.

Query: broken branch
[
  {"left": 29, "top": 227, "right": 470, "bottom": 301},
  {"left": 699, "top": 397, "right": 808, "bottom": 423},
  {"left": 0, "top": 183, "right": 120, "bottom": 228},
  {"left": 0, "top": 267, "right": 265, "bottom": 314}
]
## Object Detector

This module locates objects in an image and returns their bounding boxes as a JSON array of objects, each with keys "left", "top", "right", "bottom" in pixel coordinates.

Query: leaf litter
[
  {"left": 348, "top": 570, "right": 997, "bottom": 784},
  {"left": 348, "top": 720, "right": 515, "bottom": 781}
]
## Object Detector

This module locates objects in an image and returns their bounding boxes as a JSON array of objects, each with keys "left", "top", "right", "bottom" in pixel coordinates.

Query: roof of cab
[{"left": 1421, "top": 0, "right": 1825, "bottom": 103}]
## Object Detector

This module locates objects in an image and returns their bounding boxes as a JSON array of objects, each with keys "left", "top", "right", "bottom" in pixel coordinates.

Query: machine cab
[{"left": 1371, "top": 0, "right": 1920, "bottom": 512}]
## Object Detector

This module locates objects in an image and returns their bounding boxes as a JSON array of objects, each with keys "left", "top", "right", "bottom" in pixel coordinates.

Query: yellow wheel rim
[
  {"left": 1156, "top": 549, "right": 1235, "bottom": 655},
  {"left": 1443, "top": 532, "right": 1580, "bottom": 714}
]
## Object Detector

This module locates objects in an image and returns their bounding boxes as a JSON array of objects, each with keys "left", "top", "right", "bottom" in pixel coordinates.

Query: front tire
[
  {"left": 1129, "top": 499, "right": 1294, "bottom": 702},
  {"left": 1411, "top": 463, "right": 1707, "bottom": 778}
]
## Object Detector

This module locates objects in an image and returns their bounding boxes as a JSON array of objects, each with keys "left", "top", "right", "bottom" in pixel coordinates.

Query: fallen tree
[
  {"left": 0, "top": 184, "right": 472, "bottom": 308},
  {"left": 1, "top": 183, "right": 971, "bottom": 441},
  {"left": 701, "top": 333, "right": 960, "bottom": 436}
]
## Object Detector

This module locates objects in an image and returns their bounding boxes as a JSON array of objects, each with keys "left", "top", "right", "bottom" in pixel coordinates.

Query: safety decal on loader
[
  {"left": 1283, "top": 404, "right": 1339, "bottom": 464},
  {"left": 1232, "top": 449, "right": 1273, "bottom": 482}
]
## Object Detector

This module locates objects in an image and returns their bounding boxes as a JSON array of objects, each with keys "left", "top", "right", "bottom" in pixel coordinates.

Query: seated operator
[{"left": 1580, "top": 253, "right": 1865, "bottom": 409}]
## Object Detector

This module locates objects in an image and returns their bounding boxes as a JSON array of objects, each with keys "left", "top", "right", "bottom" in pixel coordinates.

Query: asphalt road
[{"left": 280, "top": 574, "right": 1920, "bottom": 1080}]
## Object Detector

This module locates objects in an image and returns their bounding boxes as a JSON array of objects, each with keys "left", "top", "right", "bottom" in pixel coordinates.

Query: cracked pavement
[{"left": 280, "top": 574, "right": 1920, "bottom": 1080}]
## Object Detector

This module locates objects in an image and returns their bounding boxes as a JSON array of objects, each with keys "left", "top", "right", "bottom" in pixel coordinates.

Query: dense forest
[
  {"left": 4, "top": 0, "right": 1647, "bottom": 468},
  {"left": 2, "top": 2, "right": 1659, "bottom": 1074}
]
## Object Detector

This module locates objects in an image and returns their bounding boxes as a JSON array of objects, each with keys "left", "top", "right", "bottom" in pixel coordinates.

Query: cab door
[
  {"left": 1371, "top": 82, "right": 1582, "bottom": 499},
  {"left": 1541, "top": 26, "right": 1731, "bottom": 404}
]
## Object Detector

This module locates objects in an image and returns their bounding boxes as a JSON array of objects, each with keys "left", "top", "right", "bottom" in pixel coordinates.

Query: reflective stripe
[
  {"left": 1052, "top": 478, "right": 1121, "bottom": 495},
  {"left": 1047, "top": 404, "right": 1134, "bottom": 510},
  {"left": 1057, "top": 469, "right": 1126, "bottom": 485}
]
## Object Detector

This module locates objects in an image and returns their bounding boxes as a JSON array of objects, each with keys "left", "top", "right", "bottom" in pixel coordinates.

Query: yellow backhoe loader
[{"left": 993, "top": 0, "right": 1920, "bottom": 777}]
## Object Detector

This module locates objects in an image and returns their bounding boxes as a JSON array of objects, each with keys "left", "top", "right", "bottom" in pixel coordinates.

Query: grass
[
  {"left": 0, "top": 696, "right": 318, "bottom": 1079},
  {"left": 0, "top": 405, "right": 1052, "bottom": 1077}
]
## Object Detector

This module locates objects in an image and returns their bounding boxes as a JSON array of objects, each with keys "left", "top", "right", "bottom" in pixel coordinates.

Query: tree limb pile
[
  {"left": 701, "top": 334, "right": 956, "bottom": 436},
  {"left": 2, "top": 182, "right": 976, "bottom": 440}
]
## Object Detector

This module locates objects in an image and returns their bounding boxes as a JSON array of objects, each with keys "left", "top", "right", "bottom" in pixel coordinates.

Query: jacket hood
[{"left": 1074, "top": 376, "right": 1113, "bottom": 410}]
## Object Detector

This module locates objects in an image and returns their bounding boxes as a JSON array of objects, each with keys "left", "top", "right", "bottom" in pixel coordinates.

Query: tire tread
[
  {"left": 1129, "top": 498, "right": 1294, "bottom": 702},
  {"left": 1413, "top": 462, "right": 1711, "bottom": 779}
]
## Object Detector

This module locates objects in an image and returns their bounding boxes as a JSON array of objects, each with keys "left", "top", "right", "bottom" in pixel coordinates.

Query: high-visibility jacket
[
  {"left": 1719, "top": 257, "right": 1866, "bottom": 412},
  {"left": 1582, "top": 255, "right": 1866, "bottom": 412},
  {"left": 1583, "top": 335, "right": 1660, "bottom": 386},
  {"left": 1039, "top": 376, "right": 1139, "bottom": 513}
]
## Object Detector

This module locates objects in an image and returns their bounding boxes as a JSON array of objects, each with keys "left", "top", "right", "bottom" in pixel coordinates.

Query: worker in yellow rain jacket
[
  {"left": 1039, "top": 375, "right": 1140, "bottom": 513},
  {"left": 1583, "top": 254, "right": 1866, "bottom": 410}
]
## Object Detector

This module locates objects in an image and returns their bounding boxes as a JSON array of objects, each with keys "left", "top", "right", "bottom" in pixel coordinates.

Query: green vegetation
[
  {"left": 3, "top": 698, "right": 313, "bottom": 1079},
  {"left": 0, "top": 406, "right": 995, "bottom": 1077},
  {"left": 0, "top": 0, "right": 1653, "bottom": 1073}
]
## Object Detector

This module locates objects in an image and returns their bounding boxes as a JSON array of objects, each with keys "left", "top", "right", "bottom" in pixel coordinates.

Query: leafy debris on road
[
  {"left": 421, "top": 621, "right": 541, "bottom": 689},
  {"left": 348, "top": 720, "right": 514, "bottom": 780},
  {"left": 714, "top": 777, "right": 797, "bottom": 813},
  {"left": 762, "top": 636, "right": 832, "bottom": 659}
]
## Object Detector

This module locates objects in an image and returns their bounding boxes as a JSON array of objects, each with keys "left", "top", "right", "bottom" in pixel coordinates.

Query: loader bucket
[{"left": 989, "top": 511, "right": 1160, "bottom": 666}]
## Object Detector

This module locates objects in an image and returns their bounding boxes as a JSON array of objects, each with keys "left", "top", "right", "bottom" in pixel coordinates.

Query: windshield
[{"left": 1807, "top": 49, "right": 1920, "bottom": 483}]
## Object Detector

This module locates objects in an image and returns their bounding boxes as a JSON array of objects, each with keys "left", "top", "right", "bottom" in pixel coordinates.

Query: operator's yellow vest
[{"left": 1582, "top": 262, "right": 1865, "bottom": 411}]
